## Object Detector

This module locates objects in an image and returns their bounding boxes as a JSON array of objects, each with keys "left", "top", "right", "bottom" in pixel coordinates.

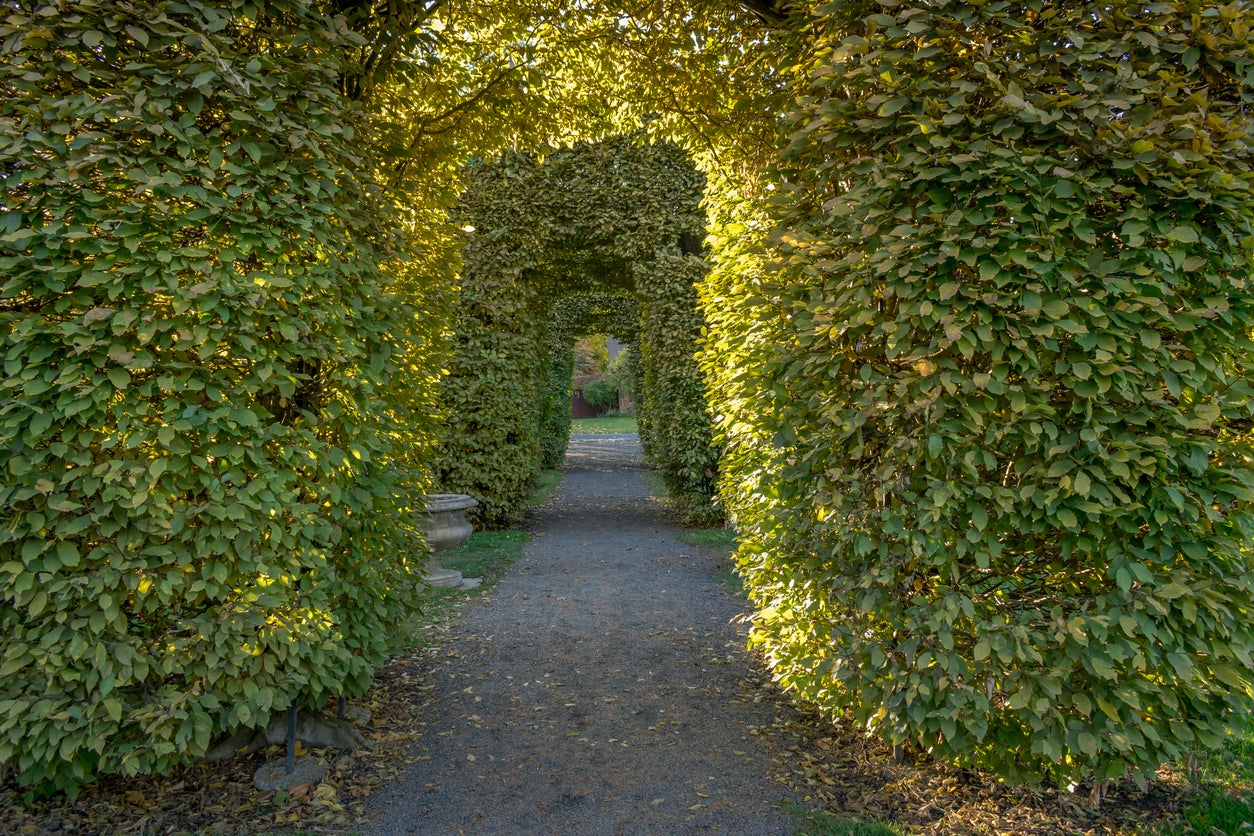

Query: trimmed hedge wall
[
  {"left": 0, "top": 2, "right": 425, "bottom": 794},
  {"left": 637, "top": 254, "right": 721, "bottom": 523},
  {"left": 439, "top": 140, "right": 719, "bottom": 526},
  {"left": 708, "top": 1, "right": 1254, "bottom": 785},
  {"left": 436, "top": 154, "right": 547, "bottom": 526}
]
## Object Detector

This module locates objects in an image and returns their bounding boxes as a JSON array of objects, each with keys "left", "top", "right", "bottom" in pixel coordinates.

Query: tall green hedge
[
  {"left": 712, "top": 1, "right": 1254, "bottom": 785},
  {"left": 539, "top": 320, "right": 578, "bottom": 470},
  {"left": 0, "top": 2, "right": 423, "bottom": 794},
  {"left": 439, "top": 140, "right": 719, "bottom": 525},
  {"left": 436, "top": 154, "right": 547, "bottom": 526},
  {"left": 636, "top": 254, "right": 721, "bottom": 523}
]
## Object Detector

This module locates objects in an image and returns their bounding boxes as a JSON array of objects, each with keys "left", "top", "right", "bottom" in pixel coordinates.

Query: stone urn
[{"left": 420, "top": 493, "right": 480, "bottom": 589}]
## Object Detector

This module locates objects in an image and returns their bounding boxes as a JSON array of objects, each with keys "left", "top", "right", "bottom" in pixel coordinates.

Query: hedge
[
  {"left": 710, "top": 0, "right": 1254, "bottom": 786},
  {"left": 0, "top": 1, "right": 425, "bottom": 794},
  {"left": 438, "top": 139, "right": 719, "bottom": 526},
  {"left": 540, "top": 294, "right": 640, "bottom": 468}
]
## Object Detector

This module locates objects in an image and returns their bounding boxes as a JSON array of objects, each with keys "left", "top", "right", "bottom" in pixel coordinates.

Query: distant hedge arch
[
  {"left": 438, "top": 139, "right": 719, "bottom": 526},
  {"left": 538, "top": 293, "right": 640, "bottom": 469}
]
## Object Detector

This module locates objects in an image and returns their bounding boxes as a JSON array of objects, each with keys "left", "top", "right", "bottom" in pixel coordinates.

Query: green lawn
[
  {"left": 436, "top": 529, "right": 527, "bottom": 591},
  {"left": 783, "top": 804, "right": 903, "bottom": 836},
  {"left": 1156, "top": 718, "right": 1254, "bottom": 834},
  {"left": 676, "top": 528, "right": 737, "bottom": 550},
  {"left": 420, "top": 469, "right": 562, "bottom": 620},
  {"left": 571, "top": 414, "right": 638, "bottom": 434},
  {"left": 531, "top": 467, "right": 563, "bottom": 506},
  {"left": 677, "top": 526, "right": 744, "bottom": 598}
]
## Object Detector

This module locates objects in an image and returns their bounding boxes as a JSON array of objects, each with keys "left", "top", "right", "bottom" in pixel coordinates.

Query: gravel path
[{"left": 362, "top": 434, "right": 800, "bottom": 835}]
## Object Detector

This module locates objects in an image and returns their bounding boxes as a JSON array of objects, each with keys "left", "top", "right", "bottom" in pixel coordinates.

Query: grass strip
[
  {"left": 676, "top": 527, "right": 743, "bottom": 598},
  {"left": 427, "top": 468, "right": 561, "bottom": 597},
  {"left": 1156, "top": 719, "right": 1254, "bottom": 834},
  {"left": 571, "top": 415, "right": 639, "bottom": 434},
  {"left": 782, "top": 803, "right": 903, "bottom": 836}
]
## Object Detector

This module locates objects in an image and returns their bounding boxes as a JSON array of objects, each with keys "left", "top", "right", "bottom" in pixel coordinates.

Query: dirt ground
[{"left": 360, "top": 434, "right": 803, "bottom": 834}]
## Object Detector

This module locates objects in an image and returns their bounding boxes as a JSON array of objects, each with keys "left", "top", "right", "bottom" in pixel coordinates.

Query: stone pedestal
[
  {"left": 421, "top": 494, "right": 480, "bottom": 588},
  {"left": 423, "top": 558, "right": 467, "bottom": 589}
]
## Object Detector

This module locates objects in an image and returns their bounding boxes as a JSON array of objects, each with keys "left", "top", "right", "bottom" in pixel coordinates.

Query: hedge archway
[
  {"left": 437, "top": 139, "right": 719, "bottom": 526},
  {"left": 538, "top": 292, "right": 641, "bottom": 469}
]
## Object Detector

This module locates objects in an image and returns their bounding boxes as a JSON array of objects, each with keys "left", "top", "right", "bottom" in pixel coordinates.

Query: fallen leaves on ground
[
  {"left": 740, "top": 664, "right": 1190, "bottom": 834},
  {"left": 0, "top": 626, "right": 453, "bottom": 835},
  {"left": 0, "top": 608, "right": 1212, "bottom": 835}
]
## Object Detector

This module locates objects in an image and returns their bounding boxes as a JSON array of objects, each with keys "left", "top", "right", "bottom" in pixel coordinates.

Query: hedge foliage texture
[
  {"left": 708, "top": 0, "right": 1254, "bottom": 785},
  {"left": 0, "top": 2, "right": 426, "bottom": 793},
  {"left": 439, "top": 140, "right": 719, "bottom": 526}
]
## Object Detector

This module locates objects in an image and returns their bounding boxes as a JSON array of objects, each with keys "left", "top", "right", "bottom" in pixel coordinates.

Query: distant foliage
[
  {"left": 539, "top": 332, "right": 578, "bottom": 470},
  {"left": 715, "top": 1, "right": 1254, "bottom": 786},
  {"left": 439, "top": 140, "right": 719, "bottom": 526},
  {"left": 581, "top": 377, "right": 619, "bottom": 412},
  {"left": 574, "top": 334, "right": 610, "bottom": 378},
  {"left": 606, "top": 343, "right": 636, "bottom": 401},
  {"left": 0, "top": 2, "right": 426, "bottom": 794}
]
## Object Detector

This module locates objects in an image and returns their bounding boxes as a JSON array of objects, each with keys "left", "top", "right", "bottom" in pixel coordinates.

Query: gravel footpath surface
[{"left": 362, "top": 434, "right": 801, "bottom": 835}]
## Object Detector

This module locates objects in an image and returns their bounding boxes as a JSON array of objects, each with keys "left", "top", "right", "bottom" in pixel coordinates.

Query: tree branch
[{"left": 737, "top": 0, "right": 790, "bottom": 26}]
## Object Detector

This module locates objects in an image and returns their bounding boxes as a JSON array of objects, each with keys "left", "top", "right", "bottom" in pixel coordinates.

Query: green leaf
[
  {"left": 1041, "top": 299, "right": 1069, "bottom": 317},
  {"left": 1166, "top": 226, "right": 1199, "bottom": 243},
  {"left": 57, "top": 541, "right": 81, "bottom": 569},
  {"left": 1090, "top": 657, "right": 1116, "bottom": 680},
  {"left": 879, "top": 97, "right": 910, "bottom": 116}
]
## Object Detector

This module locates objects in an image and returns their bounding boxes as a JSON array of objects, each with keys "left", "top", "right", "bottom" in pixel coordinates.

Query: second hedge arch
[
  {"left": 538, "top": 293, "right": 642, "bottom": 470},
  {"left": 437, "top": 139, "right": 719, "bottom": 526}
]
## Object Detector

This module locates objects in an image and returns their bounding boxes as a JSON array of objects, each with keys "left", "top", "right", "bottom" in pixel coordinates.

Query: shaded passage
[{"left": 363, "top": 434, "right": 800, "bottom": 834}]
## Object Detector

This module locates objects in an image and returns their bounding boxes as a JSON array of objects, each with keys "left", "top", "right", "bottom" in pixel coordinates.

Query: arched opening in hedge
[
  {"left": 537, "top": 293, "right": 641, "bottom": 469},
  {"left": 436, "top": 138, "right": 719, "bottom": 526}
]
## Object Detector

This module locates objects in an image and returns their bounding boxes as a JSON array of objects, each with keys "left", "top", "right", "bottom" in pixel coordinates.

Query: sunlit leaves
[
  {"left": 0, "top": 1, "right": 424, "bottom": 795},
  {"left": 721, "top": 0, "right": 1254, "bottom": 787}
]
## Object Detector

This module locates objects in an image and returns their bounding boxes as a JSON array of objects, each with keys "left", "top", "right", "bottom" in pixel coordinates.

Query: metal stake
[
  {"left": 338, "top": 696, "right": 346, "bottom": 719},
  {"left": 286, "top": 704, "right": 297, "bottom": 774}
]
